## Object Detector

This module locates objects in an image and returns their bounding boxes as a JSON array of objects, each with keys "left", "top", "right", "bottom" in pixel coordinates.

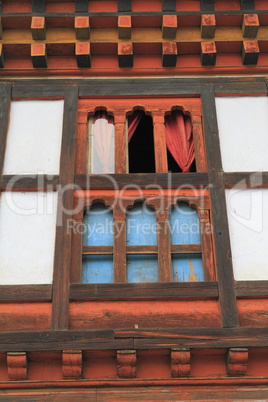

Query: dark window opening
[
  {"left": 167, "top": 149, "right": 196, "bottom": 173},
  {"left": 128, "top": 112, "right": 155, "bottom": 173}
]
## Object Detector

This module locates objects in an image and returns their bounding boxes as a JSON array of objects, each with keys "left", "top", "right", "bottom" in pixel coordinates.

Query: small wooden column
[
  {"left": 200, "top": 0, "right": 214, "bottom": 11},
  {"left": 114, "top": 113, "right": 127, "bottom": 173},
  {"left": 31, "top": 17, "right": 46, "bottom": 40},
  {"left": 162, "top": 15, "right": 177, "bottom": 40},
  {"left": 242, "top": 14, "right": 259, "bottom": 38},
  {"left": 162, "top": 42, "right": 177, "bottom": 68},
  {"left": 62, "top": 350, "right": 83, "bottom": 379},
  {"left": 118, "top": 42, "right": 133, "bottom": 68},
  {"left": 75, "top": 43, "right": 91, "bottom": 68},
  {"left": 242, "top": 40, "right": 259, "bottom": 65},
  {"left": 153, "top": 114, "right": 168, "bottom": 173},
  {"left": 157, "top": 212, "right": 172, "bottom": 283},
  {"left": 199, "top": 209, "right": 216, "bottom": 281},
  {"left": 75, "top": 16, "right": 90, "bottom": 40},
  {"left": 114, "top": 208, "right": 127, "bottom": 283},
  {"left": 171, "top": 349, "right": 191, "bottom": 377},
  {"left": 192, "top": 115, "right": 207, "bottom": 172},
  {"left": 118, "top": 16, "right": 132, "bottom": 40},
  {"left": 227, "top": 348, "right": 248, "bottom": 376},
  {"left": 201, "top": 41, "right": 217, "bottom": 66},
  {"left": 201, "top": 15, "right": 216, "bottom": 38},
  {"left": 117, "top": 350, "right": 137, "bottom": 378},
  {"left": 75, "top": 110, "right": 88, "bottom": 174},
  {"left": 7, "top": 352, "right": 27, "bottom": 381},
  {"left": 31, "top": 44, "right": 47, "bottom": 68}
]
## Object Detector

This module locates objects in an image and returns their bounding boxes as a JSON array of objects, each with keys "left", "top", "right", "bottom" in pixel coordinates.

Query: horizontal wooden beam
[
  {"left": 223, "top": 172, "right": 268, "bottom": 187},
  {"left": 70, "top": 282, "right": 218, "bottom": 300},
  {"left": 236, "top": 281, "right": 268, "bottom": 297},
  {"left": 0, "top": 175, "right": 59, "bottom": 190},
  {"left": 0, "top": 285, "right": 52, "bottom": 301}
]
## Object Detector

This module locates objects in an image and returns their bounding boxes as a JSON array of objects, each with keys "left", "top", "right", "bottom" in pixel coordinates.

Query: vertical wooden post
[
  {"left": 114, "top": 208, "right": 127, "bottom": 283},
  {"left": 52, "top": 86, "right": 78, "bottom": 330},
  {"left": 0, "top": 83, "right": 12, "bottom": 177},
  {"left": 76, "top": 110, "right": 88, "bottom": 174},
  {"left": 192, "top": 117, "right": 207, "bottom": 172},
  {"left": 157, "top": 210, "right": 172, "bottom": 282},
  {"left": 153, "top": 114, "right": 168, "bottom": 173},
  {"left": 114, "top": 113, "right": 127, "bottom": 174},
  {"left": 199, "top": 209, "right": 216, "bottom": 281}
]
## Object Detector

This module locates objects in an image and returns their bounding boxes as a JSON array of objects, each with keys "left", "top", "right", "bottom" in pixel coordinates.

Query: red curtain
[
  {"left": 92, "top": 111, "right": 114, "bottom": 173},
  {"left": 165, "top": 110, "right": 195, "bottom": 173},
  {"left": 128, "top": 110, "right": 144, "bottom": 141}
]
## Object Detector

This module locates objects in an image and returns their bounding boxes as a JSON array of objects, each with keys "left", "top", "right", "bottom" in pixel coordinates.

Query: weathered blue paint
[
  {"left": 172, "top": 253, "right": 204, "bottom": 282},
  {"left": 82, "top": 255, "right": 114, "bottom": 283},
  {"left": 127, "top": 254, "right": 158, "bottom": 283},
  {"left": 82, "top": 203, "right": 114, "bottom": 283},
  {"left": 169, "top": 202, "right": 201, "bottom": 245},
  {"left": 126, "top": 203, "right": 158, "bottom": 282}
]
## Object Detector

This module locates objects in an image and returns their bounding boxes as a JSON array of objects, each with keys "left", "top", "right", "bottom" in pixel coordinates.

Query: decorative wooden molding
[
  {"left": 201, "top": 41, "right": 217, "bottom": 66},
  {"left": 162, "top": 15, "right": 177, "bottom": 40},
  {"left": 75, "top": 42, "right": 91, "bottom": 68},
  {"left": 242, "top": 14, "right": 259, "bottom": 38},
  {"left": 242, "top": 40, "right": 259, "bottom": 65},
  {"left": 62, "top": 350, "right": 83, "bottom": 379},
  {"left": 0, "top": 44, "right": 4, "bottom": 68},
  {"left": 117, "top": 350, "right": 137, "bottom": 378},
  {"left": 118, "top": 42, "right": 133, "bottom": 68},
  {"left": 171, "top": 348, "right": 191, "bottom": 377},
  {"left": 31, "top": 43, "right": 47, "bottom": 68},
  {"left": 201, "top": 15, "right": 216, "bottom": 39},
  {"left": 118, "top": 16, "right": 132, "bottom": 40},
  {"left": 75, "top": 16, "right": 90, "bottom": 40},
  {"left": 7, "top": 352, "right": 27, "bottom": 381},
  {"left": 241, "top": 0, "right": 255, "bottom": 10},
  {"left": 118, "top": 0, "right": 132, "bottom": 12},
  {"left": 227, "top": 348, "right": 248, "bottom": 376},
  {"left": 162, "top": 0, "right": 176, "bottom": 12},
  {"left": 162, "top": 42, "right": 177, "bottom": 67},
  {"left": 75, "top": 0, "right": 88, "bottom": 13},
  {"left": 32, "top": 0, "right": 45, "bottom": 13},
  {"left": 200, "top": 0, "right": 214, "bottom": 11},
  {"left": 31, "top": 17, "right": 46, "bottom": 41}
]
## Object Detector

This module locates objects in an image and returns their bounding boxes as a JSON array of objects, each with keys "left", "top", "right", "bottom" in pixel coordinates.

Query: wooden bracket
[
  {"left": 171, "top": 348, "right": 191, "bottom": 377},
  {"left": 201, "top": 41, "right": 217, "bottom": 66},
  {"left": 31, "top": 43, "right": 47, "bottom": 68},
  {"left": 242, "top": 40, "right": 259, "bottom": 65},
  {"left": 118, "top": 42, "right": 133, "bottom": 68},
  {"left": 118, "top": 0, "right": 132, "bottom": 12},
  {"left": 75, "top": 43, "right": 91, "bottom": 68},
  {"left": 75, "top": 16, "right": 90, "bottom": 40},
  {"left": 227, "top": 348, "right": 248, "bottom": 376},
  {"left": 241, "top": 0, "right": 255, "bottom": 10},
  {"left": 201, "top": 15, "right": 216, "bottom": 39},
  {"left": 162, "top": 0, "right": 176, "bottom": 12},
  {"left": 162, "top": 15, "right": 177, "bottom": 40},
  {"left": 62, "top": 350, "right": 83, "bottom": 379},
  {"left": 31, "top": 17, "right": 46, "bottom": 40},
  {"left": 117, "top": 350, "right": 137, "bottom": 378},
  {"left": 118, "top": 16, "right": 132, "bottom": 40},
  {"left": 200, "top": 0, "right": 214, "bottom": 11},
  {"left": 0, "top": 44, "right": 4, "bottom": 68},
  {"left": 7, "top": 352, "right": 27, "bottom": 381},
  {"left": 162, "top": 42, "right": 177, "bottom": 67},
  {"left": 75, "top": 0, "right": 88, "bottom": 13},
  {"left": 242, "top": 14, "right": 259, "bottom": 38},
  {"left": 32, "top": 0, "right": 45, "bottom": 13}
]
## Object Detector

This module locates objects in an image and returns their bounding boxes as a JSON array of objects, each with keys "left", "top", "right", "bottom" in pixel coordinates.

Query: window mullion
[
  {"left": 157, "top": 212, "right": 172, "bottom": 282},
  {"left": 114, "top": 113, "right": 127, "bottom": 174},
  {"left": 153, "top": 114, "right": 168, "bottom": 173},
  {"left": 199, "top": 209, "right": 216, "bottom": 281},
  {"left": 113, "top": 207, "right": 127, "bottom": 283}
]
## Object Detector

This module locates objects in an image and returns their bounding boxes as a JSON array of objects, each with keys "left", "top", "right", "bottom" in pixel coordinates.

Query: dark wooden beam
[
  {"left": 51, "top": 86, "right": 78, "bottom": 330},
  {"left": 241, "top": 0, "right": 255, "bottom": 10},
  {"left": 162, "top": 0, "right": 176, "bottom": 12},
  {"left": 118, "top": 0, "right": 132, "bottom": 12},
  {"left": 0, "top": 84, "right": 12, "bottom": 177},
  {"left": 75, "top": 0, "right": 88, "bottom": 13},
  {"left": 236, "top": 281, "right": 268, "bottom": 297},
  {"left": 32, "top": 0, "right": 46, "bottom": 13},
  {"left": 200, "top": 0, "right": 214, "bottom": 12},
  {"left": 223, "top": 172, "right": 268, "bottom": 187},
  {"left": 0, "top": 285, "right": 52, "bottom": 301},
  {"left": 201, "top": 84, "right": 239, "bottom": 328},
  {"left": 0, "top": 175, "right": 59, "bottom": 190}
]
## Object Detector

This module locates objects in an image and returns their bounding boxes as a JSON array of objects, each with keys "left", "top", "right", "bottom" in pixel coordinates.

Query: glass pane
[
  {"left": 82, "top": 255, "right": 114, "bottom": 283},
  {"left": 83, "top": 203, "right": 113, "bottom": 247},
  {"left": 169, "top": 202, "right": 200, "bottom": 245},
  {"left": 91, "top": 117, "right": 115, "bottom": 174},
  {"left": 172, "top": 254, "right": 204, "bottom": 282},
  {"left": 126, "top": 203, "right": 157, "bottom": 246},
  {"left": 127, "top": 254, "right": 158, "bottom": 283}
]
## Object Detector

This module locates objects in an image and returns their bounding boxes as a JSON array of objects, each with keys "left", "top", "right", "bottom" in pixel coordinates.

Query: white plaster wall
[
  {"left": 216, "top": 97, "right": 268, "bottom": 172},
  {"left": 0, "top": 192, "right": 58, "bottom": 284},
  {"left": 3, "top": 100, "right": 64, "bottom": 174},
  {"left": 226, "top": 188, "right": 268, "bottom": 280}
]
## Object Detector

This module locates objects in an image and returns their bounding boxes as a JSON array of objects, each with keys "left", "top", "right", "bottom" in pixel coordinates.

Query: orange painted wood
[
  {"left": 242, "top": 40, "right": 259, "bottom": 65},
  {"left": 114, "top": 115, "right": 127, "bottom": 174},
  {"left": 201, "top": 41, "right": 217, "bottom": 66},
  {"left": 75, "top": 16, "right": 90, "bottom": 40},
  {"left": 7, "top": 352, "right": 27, "bottom": 381},
  {"left": 69, "top": 300, "right": 221, "bottom": 330},
  {"left": 62, "top": 350, "right": 83, "bottom": 379},
  {"left": 31, "top": 17, "right": 46, "bottom": 41},
  {"left": 118, "top": 16, "right": 132, "bottom": 40},
  {"left": 31, "top": 43, "right": 47, "bottom": 68},
  {"left": 162, "top": 15, "right": 177, "bottom": 40},
  {"left": 0, "top": 303, "right": 51, "bottom": 332},
  {"left": 157, "top": 218, "right": 172, "bottom": 282},
  {"left": 242, "top": 14, "right": 259, "bottom": 38},
  {"left": 238, "top": 299, "right": 268, "bottom": 327},
  {"left": 171, "top": 349, "right": 191, "bottom": 377},
  {"left": 153, "top": 116, "right": 168, "bottom": 173},
  {"left": 113, "top": 209, "right": 127, "bottom": 283},
  {"left": 117, "top": 350, "right": 137, "bottom": 378},
  {"left": 227, "top": 348, "right": 248, "bottom": 376},
  {"left": 201, "top": 15, "right": 216, "bottom": 39},
  {"left": 75, "top": 123, "right": 87, "bottom": 174},
  {"left": 199, "top": 209, "right": 216, "bottom": 281}
]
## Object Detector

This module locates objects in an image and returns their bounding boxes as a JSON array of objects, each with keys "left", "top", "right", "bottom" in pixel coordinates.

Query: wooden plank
[
  {"left": 82, "top": 246, "right": 113, "bottom": 255},
  {"left": 162, "top": 0, "right": 176, "bottom": 12},
  {"left": 223, "top": 172, "right": 268, "bottom": 187},
  {"left": 75, "top": 0, "right": 88, "bottom": 13},
  {"left": 12, "top": 85, "right": 65, "bottom": 98},
  {"left": 118, "top": 0, "right": 132, "bottom": 12},
  {"left": 0, "top": 285, "right": 52, "bottom": 301},
  {"left": 236, "top": 281, "right": 268, "bottom": 297},
  {"left": 200, "top": 0, "right": 214, "bottom": 11},
  {"left": 75, "top": 173, "right": 209, "bottom": 189},
  {"left": 0, "top": 83, "right": 12, "bottom": 177},
  {"left": 241, "top": 0, "right": 255, "bottom": 10},
  {"left": 201, "top": 85, "right": 239, "bottom": 328},
  {"left": 52, "top": 86, "right": 78, "bottom": 330},
  {"left": 70, "top": 282, "right": 219, "bottom": 299},
  {"left": 32, "top": 0, "right": 46, "bottom": 13},
  {"left": 0, "top": 175, "right": 59, "bottom": 190},
  {"left": 0, "top": 331, "right": 133, "bottom": 352}
]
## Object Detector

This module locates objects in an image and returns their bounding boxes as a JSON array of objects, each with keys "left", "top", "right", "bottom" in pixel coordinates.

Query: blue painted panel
[
  {"left": 82, "top": 255, "right": 114, "bottom": 283},
  {"left": 127, "top": 254, "right": 158, "bottom": 283},
  {"left": 172, "top": 254, "right": 204, "bottom": 282},
  {"left": 126, "top": 203, "right": 157, "bottom": 246},
  {"left": 83, "top": 203, "right": 113, "bottom": 246},
  {"left": 169, "top": 202, "right": 201, "bottom": 245}
]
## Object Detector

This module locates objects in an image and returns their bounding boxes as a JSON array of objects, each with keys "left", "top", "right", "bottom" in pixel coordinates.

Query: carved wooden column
[
  {"left": 171, "top": 348, "right": 191, "bottom": 377},
  {"left": 227, "top": 348, "right": 248, "bottom": 376},
  {"left": 117, "top": 350, "right": 137, "bottom": 378},
  {"left": 62, "top": 350, "right": 83, "bottom": 379},
  {"left": 7, "top": 352, "right": 27, "bottom": 381},
  {"left": 114, "top": 113, "right": 127, "bottom": 173},
  {"left": 153, "top": 114, "right": 168, "bottom": 173}
]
